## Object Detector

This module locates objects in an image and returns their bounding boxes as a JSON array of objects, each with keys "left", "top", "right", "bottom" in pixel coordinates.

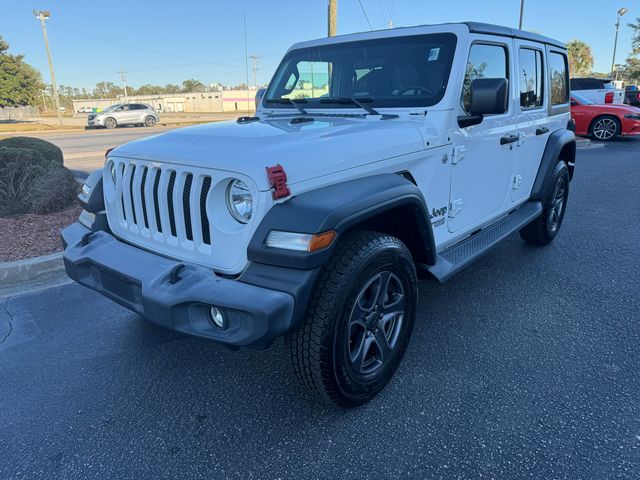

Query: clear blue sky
[{"left": 1, "top": 0, "right": 637, "bottom": 90}]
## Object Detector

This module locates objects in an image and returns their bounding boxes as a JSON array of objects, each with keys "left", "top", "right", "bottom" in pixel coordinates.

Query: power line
[
  {"left": 48, "top": 21, "right": 245, "bottom": 70},
  {"left": 357, "top": 0, "right": 373, "bottom": 30}
]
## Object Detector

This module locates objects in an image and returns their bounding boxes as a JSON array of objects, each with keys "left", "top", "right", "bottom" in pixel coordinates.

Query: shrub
[
  {"left": 0, "top": 136, "right": 64, "bottom": 166},
  {"left": 0, "top": 146, "right": 78, "bottom": 217},
  {"left": 28, "top": 167, "right": 79, "bottom": 214}
]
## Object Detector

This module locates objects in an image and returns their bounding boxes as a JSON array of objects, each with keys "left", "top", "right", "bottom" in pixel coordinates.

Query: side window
[
  {"left": 549, "top": 52, "right": 569, "bottom": 105},
  {"left": 518, "top": 48, "right": 543, "bottom": 109},
  {"left": 462, "top": 43, "right": 508, "bottom": 113}
]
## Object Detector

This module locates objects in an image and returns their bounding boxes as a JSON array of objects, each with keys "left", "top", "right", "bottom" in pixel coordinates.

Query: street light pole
[
  {"left": 610, "top": 7, "right": 628, "bottom": 76},
  {"left": 33, "top": 10, "right": 62, "bottom": 126},
  {"left": 519, "top": 0, "right": 525, "bottom": 29}
]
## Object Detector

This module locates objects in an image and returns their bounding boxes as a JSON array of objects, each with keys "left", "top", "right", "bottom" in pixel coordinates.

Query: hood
[{"left": 111, "top": 115, "right": 431, "bottom": 191}]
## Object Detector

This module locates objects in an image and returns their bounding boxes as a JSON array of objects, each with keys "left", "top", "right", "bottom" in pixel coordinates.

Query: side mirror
[
  {"left": 470, "top": 78, "right": 508, "bottom": 115},
  {"left": 255, "top": 88, "right": 266, "bottom": 108},
  {"left": 458, "top": 78, "right": 508, "bottom": 128}
]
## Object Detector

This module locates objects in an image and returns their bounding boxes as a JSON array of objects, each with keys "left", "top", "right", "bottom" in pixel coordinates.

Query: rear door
[
  {"left": 448, "top": 38, "right": 517, "bottom": 233},
  {"left": 511, "top": 41, "right": 547, "bottom": 203}
]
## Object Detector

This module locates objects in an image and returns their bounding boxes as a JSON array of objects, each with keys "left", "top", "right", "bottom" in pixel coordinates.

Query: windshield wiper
[
  {"left": 319, "top": 97, "right": 398, "bottom": 119},
  {"left": 264, "top": 98, "right": 308, "bottom": 115}
]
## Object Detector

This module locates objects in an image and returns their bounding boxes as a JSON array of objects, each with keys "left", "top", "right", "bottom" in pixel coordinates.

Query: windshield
[
  {"left": 571, "top": 93, "right": 592, "bottom": 105},
  {"left": 264, "top": 33, "right": 457, "bottom": 109},
  {"left": 102, "top": 104, "right": 122, "bottom": 113}
]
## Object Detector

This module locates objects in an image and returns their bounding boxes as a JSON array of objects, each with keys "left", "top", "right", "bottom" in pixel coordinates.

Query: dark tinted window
[
  {"left": 462, "top": 43, "right": 508, "bottom": 113},
  {"left": 519, "top": 48, "right": 543, "bottom": 109},
  {"left": 264, "top": 33, "right": 458, "bottom": 109},
  {"left": 549, "top": 52, "right": 569, "bottom": 105}
]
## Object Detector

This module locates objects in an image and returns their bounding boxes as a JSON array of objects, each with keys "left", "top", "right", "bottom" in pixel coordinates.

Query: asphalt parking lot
[{"left": 1, "top": 137, "right": 639, "bottom": 480}]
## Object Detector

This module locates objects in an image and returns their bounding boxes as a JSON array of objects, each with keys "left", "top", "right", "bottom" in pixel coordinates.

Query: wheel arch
[
  {"left": 588, "top": 114, "right": 621, "bottom": 139},
  {"left": 530, "top": 128, "right": 576, "bottom": 201},
  {"left": 247, "top": 174, "right": 436, "bottom": 270}
]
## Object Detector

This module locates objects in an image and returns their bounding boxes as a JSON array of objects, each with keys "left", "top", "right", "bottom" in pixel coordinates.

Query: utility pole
[
  {"left": 250, "top": 55, "right": 259, "bottom": 88},
  {"left": 41, "top": 90, "right": 47, "bottom": 113},
  {"left": 328, "top": 0, "right": 337, "bottom": 37},
  {"left": 611, "top": 7, "right": 628, "bottom": 76},
  {"left": 243, "top": 14, "right": 250, "bottom": 112},
  {"left": 33, "top": 10, "right": 62, "bottom": 126},
  {"left": 119, "top": 68, "right": 129, "bottom": 104},
  {"left": 518, "top": 0, "right": 525, "bottom": 29}
]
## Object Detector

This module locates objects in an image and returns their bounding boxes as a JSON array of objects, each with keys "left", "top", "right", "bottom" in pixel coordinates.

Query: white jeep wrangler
[{"left": 63, "top": 22, "right": 576, "bottom": 407}]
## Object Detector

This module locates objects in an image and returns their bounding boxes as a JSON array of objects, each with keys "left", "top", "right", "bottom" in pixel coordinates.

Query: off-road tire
[
  {"left": 519, "top": 160, "right": 569, "bottom": 245},
  {"left": 287, "top": 230, "right": 418, "bottom": 408},
  {"left": 589, "top": 115, "right": 620, "bottom": 141},
  {"left": 104, "top": 117, "right": 117, "bottom": 129}
]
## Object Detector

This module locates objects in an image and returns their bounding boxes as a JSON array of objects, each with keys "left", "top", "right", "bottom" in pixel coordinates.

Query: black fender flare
[
  {"left": 246, "top": 173, "right": 436, "bottom": 270},
  {"left": 530, "top": 128, "right": 576, "bottom": 201}
]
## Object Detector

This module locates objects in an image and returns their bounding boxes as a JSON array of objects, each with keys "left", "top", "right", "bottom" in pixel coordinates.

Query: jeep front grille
[{"left": 109, "top": 159, "right": 213, "bottom": 250}]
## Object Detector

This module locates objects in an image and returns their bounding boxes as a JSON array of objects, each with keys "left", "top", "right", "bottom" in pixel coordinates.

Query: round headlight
[{"left": 226, "top": 179, "right": 253, "bottom": 224}]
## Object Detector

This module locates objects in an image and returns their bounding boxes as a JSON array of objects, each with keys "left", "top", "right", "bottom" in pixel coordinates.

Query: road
[
  {"left": 15, "top": 112, "right": 240, "bottom": 176},
  {"left": 1, "top": 137, "right": 639, "bottom": 479},
  {"left": 35, "top": 126, "right": 184, "bottom": 176}
]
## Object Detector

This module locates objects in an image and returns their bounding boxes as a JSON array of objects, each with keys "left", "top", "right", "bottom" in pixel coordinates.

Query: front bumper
[
  {"left": 86, "top": 116, "right": 104, "bottom": 127},
  {"left": 61, "top": 222, "right": 295, "bottom": 349}
]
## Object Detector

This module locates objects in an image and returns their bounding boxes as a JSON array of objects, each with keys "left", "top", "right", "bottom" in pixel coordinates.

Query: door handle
[
  {"left": 536, "top": 127, "right": 549, "bottom": 135},
  {"left": 500, "top": 134, "right": 519, "bottom": 145}
]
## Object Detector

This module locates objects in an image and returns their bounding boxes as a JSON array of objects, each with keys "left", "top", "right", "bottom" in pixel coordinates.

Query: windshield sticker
[{"left": 428, "top": 48, "right": 440, "bottom": 62}]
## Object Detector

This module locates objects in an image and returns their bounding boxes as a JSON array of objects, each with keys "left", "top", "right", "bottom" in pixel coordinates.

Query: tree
[
  {"left": 93, "top": 81, "right": 123, "bottom": 98},
  {"left": 622, "top": 17, "right": 640, "bottom": 83},
  {"left": 182, "top": 79, "right": 205, "bottom": 92},
  {"left": 0, "top": 35, "right": 43, "bottom": 107},
  {"left": 567, "top": 40, "right": 594, "bottom": 77}
]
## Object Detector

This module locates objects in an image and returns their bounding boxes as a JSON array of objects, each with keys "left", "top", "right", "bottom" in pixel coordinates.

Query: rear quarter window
[{"left": 549, "top": 52, "right": 569, "bottom": 105}]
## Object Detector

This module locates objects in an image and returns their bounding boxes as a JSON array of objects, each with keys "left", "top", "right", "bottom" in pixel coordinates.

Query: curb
[{"left": 0, "top": 252, "right": 70, "bottom": 298}]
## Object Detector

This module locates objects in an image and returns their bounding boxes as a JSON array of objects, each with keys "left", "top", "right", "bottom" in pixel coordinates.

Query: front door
[{"left": 448, "top": 38, "right": 517, "bottom": 233}]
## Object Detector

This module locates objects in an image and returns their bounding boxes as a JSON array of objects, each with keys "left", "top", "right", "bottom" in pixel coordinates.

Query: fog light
[{"left": 209, "top": 306, "right": 225, "bottom": 328}]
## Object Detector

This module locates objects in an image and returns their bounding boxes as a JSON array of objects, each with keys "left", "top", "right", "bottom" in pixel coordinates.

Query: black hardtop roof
[{"left": 462, "top": 22, "right": 566, "bottom": 49}]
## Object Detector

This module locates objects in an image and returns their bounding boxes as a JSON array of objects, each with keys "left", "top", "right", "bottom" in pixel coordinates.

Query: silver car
[{"left": 87, "top": 103, "right": 160, "bottom": 129}]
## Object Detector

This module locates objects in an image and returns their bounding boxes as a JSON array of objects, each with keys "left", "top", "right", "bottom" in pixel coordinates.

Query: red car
[{"left": 571, "top": 92, "right": 640, "bottom": 141}]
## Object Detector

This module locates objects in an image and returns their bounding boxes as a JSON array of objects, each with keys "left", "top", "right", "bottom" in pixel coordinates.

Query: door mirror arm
[{"left": 457, "top": 114, "right": 484, "bottom": 128}]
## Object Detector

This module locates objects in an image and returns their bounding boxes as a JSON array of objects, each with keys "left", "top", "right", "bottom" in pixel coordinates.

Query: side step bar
[{"left": 425, "top": 202, "right": 543, "bottom": 282}]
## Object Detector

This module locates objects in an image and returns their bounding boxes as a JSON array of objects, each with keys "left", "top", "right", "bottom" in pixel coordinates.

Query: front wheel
[
  {"left": 287, "top": 230, "right": 418, "bottom": 408},
  {"left": 144, "top": 116, "right": 156, "bottom": 127},
  {"left": 519, "top": 160, "right": 569, "bottom": 245},
  {"left": 104, "top": 117, "right": 117, "bottom": 129},
  {"left": 590, "top": 115, "right": 620, "bottom": 141}
]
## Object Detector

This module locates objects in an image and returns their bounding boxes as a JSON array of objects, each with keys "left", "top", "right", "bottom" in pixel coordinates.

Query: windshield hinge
[
  {"left": 451, "top": 146, "right": 466, "bottom": 165},
  {"left": 266, "top": 164, "right": 291, "bottom": 200}
]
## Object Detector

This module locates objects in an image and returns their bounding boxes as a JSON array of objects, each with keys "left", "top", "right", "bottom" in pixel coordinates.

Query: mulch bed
[{"left": 0, "top": 204, "right": 82, "bottom": 262}]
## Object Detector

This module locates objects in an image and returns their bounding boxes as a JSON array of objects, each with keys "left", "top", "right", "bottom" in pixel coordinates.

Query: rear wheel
[
  {"left": 519, "top": 160, "right": 569, "bottom": 245},
  {"left": 144, "top": 115, "right": 156, "bottom": 127},
  {"left": 590, "top": 115, "right": 620, "bottom": 141},
  {"left": 287, "top": 230, "right": 417, "bottom": 408},
  {"left": 104, "top": 117, "right": 117, "bottom": 129}
]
